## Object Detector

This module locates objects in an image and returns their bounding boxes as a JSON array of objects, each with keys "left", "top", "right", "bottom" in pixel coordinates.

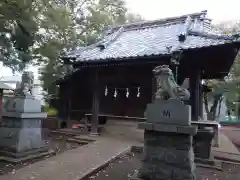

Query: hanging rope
[
  {"left": 170, "top": 49, "right": 183, "bottom": 81},
  {"left": 103, "top": 86, "right": 143, "bottom": 98}
]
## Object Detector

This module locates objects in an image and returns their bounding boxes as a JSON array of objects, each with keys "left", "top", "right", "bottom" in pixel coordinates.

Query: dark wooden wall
[
  {"left": 58, "top": 64, "right": 154, "bottom": 119},
  {"left": 98, "top": 65, "right": 153, "bottom": 117},
  {"left": 56, "top": 43, "right": 239, "bottom": 121}
]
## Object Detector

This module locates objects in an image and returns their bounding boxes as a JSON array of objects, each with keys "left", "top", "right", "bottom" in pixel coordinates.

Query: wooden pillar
[
  {"left": 199, "top": 82, "right": 204, "bottom": 120},
  {"left": 67, "top": 80, "right": 72, "bottom": 126},
  {"left": 68, "top": 93, "right": 71, "bottom": 121},
  {"left": 190, "top": 69, "right": 201, "bottom": 121},
  {"left": 152, "top": 75, "right": 156, "bottom": 102},
  {"left": 0, "top": 89, "right": 3, "bottom": 119},
  {"left": 91, "top": 69, "right": 100, "bottom": 135}
]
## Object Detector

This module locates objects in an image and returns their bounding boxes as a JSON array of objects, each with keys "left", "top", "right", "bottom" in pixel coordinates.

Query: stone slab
[
  {"left": 145, "top": 99, "right": 191, "bottom": 125},
  {"left": 3, "top": 112, "right": 47, "bottom": 118},
  {"left": 144, "top": 131, "right": 193, "bottom": 150},
  {"left": 0, "top": 146, "right": 50, "bottom": 159},
  {"left": 4, "top": 97, "right": 42, "bottom": 113},
  {"left": 0, "top": 139, "right": 131, "bottom": 180},
  {"left": 138, "top": 122, "right": 197, "bottom": 135},
  {"left": 177, "top": 125, "right": 198, "bottom": 135},
  {"left": 139, "top": 130, "right": 196, "bottom": 180},
  {"left": 0, "top": 149, "right": 54, "bottom": 163},
  {"left": 138, "top": 122, "right": 153, "bottom": 130},
  {"left": 0, "top": 118, "right": 45, "bottom": 153},
  {"left": 154, "top": 123, "right": 177, "bottom": 133},
  {"left": 214, "top": 151, "right": 240, "bottom": 163},
  {"left": 212, "top": 133, "right": 239, "bottom": 154}
]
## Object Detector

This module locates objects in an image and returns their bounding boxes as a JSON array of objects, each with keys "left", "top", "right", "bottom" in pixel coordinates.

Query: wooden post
[
  {"left": 0, "top": 89, "right": 3, "bottom": 120},
  {"left": 67, "top": 80, "right": 72, "bottom": 128},
  {"left": 90, "top": 69, "right": 100, "bottom": 135},
  {"left": 199, "top": 82, "right": 204, "bottom": 120},
  {"left": 152, "top": 75, "right": 156, "bottom": 102},
  {"left": 190, "top": 70, "right": 201, "bottom": 121}
]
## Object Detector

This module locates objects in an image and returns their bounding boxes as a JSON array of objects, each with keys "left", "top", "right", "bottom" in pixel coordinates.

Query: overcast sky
[
  {"left": 1, "top": 0, "right": 240, "bottom": 78},
  {"left": 126, "top": 0, "right": 240, "bottom": 23}
]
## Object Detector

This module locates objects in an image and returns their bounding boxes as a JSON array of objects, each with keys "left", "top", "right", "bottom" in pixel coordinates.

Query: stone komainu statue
[
  {"left": 14, "top": 71, "right": 34, "bottom": 97},
  {"left": 153, "top": 65, "right": 190, "bottom": 101}
]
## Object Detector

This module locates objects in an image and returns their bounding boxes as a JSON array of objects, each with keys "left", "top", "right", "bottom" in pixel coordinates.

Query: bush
[{"left": 44, "top": 105, "right": 57, "bottom": 117}]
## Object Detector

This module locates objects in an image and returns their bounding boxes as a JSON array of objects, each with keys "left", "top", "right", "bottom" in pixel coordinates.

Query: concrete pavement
[
  {"left": 1, "top": 121, "right": 240, "bottom": 180},
  {"left": 0, "top": 138, "right": 131, "bottom": 180}
]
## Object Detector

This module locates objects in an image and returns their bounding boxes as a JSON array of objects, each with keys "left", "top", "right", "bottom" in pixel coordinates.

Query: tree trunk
[
  {"left": 217, "top": 96, "right": 223, "bottom": 121},
  {"left": 203, "top": 93, "right": 210, "bottom": 119},
  {"left": 204, "top": 92, "right": 222, "bottom": 121},
  {"left": 226, "top": 99, "right": 232, "bottom": 121},
  {"left": 209, "top": 94, "right": 222, "bottom": 121}
]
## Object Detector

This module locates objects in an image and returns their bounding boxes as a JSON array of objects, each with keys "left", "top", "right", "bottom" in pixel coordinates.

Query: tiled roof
[{"left": 66, "top": 10, "right": 240, "bottom": 63}]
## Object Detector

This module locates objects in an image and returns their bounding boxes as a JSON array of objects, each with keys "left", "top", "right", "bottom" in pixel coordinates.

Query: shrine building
[{"left": 55, "top": 10, "right": 240, "bottom": 129}]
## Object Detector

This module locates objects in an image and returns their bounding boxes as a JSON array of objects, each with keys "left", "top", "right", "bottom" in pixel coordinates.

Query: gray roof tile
[{"left": 66, "top": 11, "right": 240, "bottom": 62}]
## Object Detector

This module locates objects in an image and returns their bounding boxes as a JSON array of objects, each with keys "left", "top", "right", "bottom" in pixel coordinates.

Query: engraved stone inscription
[{"left": 162, "top": 110, "right": 170, "bottom": 118}]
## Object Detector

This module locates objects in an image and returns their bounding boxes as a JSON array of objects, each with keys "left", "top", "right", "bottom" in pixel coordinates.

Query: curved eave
[
  {"left": 63, "top": 41, "right": 240, "bottom": 67},
  {"left": 56, "top": 41, "right": 240, "bottom": 84}
]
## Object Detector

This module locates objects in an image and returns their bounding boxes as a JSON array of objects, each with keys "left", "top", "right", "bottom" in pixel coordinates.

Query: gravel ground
[
  {"left": 83, "top": 152, "right": 240, "bottom": 180},
  {"left": 0, "top": 133, "right": 82, "bottom": 176}
]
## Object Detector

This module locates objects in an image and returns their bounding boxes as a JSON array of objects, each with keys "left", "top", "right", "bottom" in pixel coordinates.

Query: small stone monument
[
  {"left": 131, "top": 65, "right": 197, "bottom": 180},
  {"left": 0, "top": 71, "right": 48, "bottom": 159}
]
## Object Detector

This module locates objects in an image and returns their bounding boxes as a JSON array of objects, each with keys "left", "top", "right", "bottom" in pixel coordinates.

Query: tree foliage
[
  {"left": 0, "top": 0, "right": 40, "bottom": 71},
  {"left": 203, "top": 22, "right": 240, "bottom": 120},
  {"left": 37, "top": 0, "right": 143, "bottom": 100}
]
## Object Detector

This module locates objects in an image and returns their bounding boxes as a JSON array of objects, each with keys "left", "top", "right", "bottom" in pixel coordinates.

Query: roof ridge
[
  {"left": 108, "top": 10, "right": 208, "bottom": 33},
  {"left": 97, "top": 27, "right": 125, "bottom": 50},
  {"left": 189, "top": 29, "right": 237, "bottom": 41}
]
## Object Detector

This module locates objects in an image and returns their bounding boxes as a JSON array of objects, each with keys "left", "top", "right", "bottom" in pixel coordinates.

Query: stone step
[
  {"left": 51, "top": 129, "right": 85, "bottom": 136},
  {"left": 214, "top": 151, "right": 240, "bottom": 163},
  {"left": 66, "top": 138, "right": 89, "bottom": 145},
  {"left": 71, "top": 136, "right": 95, "bottom": 142},
  {"left": 0, "top": 149, "right": 55, "bottom": 163}
]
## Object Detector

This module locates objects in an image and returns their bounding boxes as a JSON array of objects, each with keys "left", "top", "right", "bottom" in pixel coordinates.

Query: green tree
[
  {"left": 203, "top": 22, "right": 240, "bottom": 121},
  {"left": 0, "top": 0, "right": 40, "bottom": 72},
  {"left": 38, "top": 0, "right": 143, "bottom": 102}
]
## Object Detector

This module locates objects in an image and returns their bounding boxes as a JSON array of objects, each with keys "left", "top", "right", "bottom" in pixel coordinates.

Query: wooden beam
[{"left": 90, "top": 69, "right": 100, "bottom": 135}]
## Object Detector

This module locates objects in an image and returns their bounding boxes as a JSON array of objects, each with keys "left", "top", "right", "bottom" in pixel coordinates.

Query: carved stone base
[
  {"left": 0, "top": 117, "right": 47, "bottom": 158},
  {"left": 0, "top": 146, "right": 49, "bottom": 158},
  {"left": 138, "top": 130, "right": 196, "bottom": 180}
]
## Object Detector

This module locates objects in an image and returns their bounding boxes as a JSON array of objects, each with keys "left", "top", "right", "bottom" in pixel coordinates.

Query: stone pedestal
[
  {"left": 138, "top": 131, "right": 195, "bottom": 180},
  {"left": 132, "top": 99, "right": 197, "bottom": 180},
  {"left": 193, "top": 129, "right": 214, "bottom": 159},
  {"left": 0, "top": 96, "right": 47, "bottom": 158}
]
